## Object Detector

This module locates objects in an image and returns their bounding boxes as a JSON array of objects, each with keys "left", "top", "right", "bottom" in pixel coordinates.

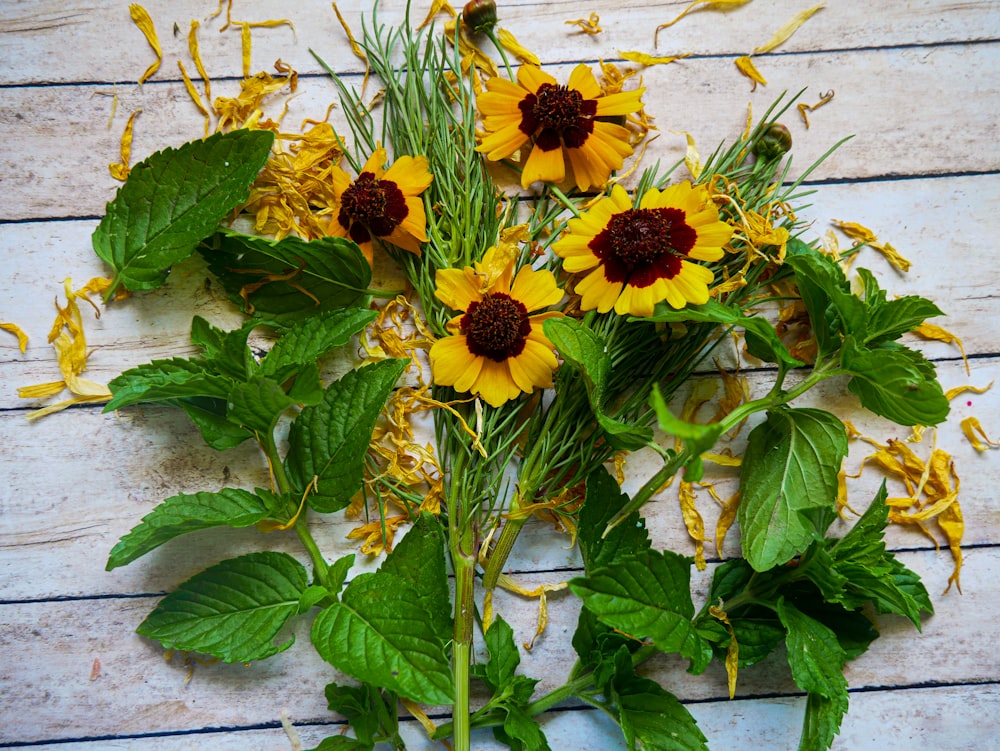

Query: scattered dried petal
[
  {"left": 417, "top": 0, "right": 457, "bottom": 30},
  {"left": 655, "top": 0, "right": 752, "bottom": 46},
  {"left": 109, "top": 109, "right": 141, "bottom": 181},
  {"left": 734, "top": 55, "right": 767, "bottom": 89},
  {"left": 494, "top": 574, "right": 567, "bottom": 650},
  {"left": 752, "top": 3, "right": 825, "bottom": 54},
  {"left": 709, "top": 602, "right": 739, "bottom": 698},
  {"left": 961, "top": 416, "right": 1000, "bottom": 452},
  {"left": 565, "top": 13, "right": 602, "bottom": 35},
  {"left": 497, "top": 28, "right": 540, "bottom": 65},
  {"left": 129, "top": 4, "right": 162, "bottom": 84},
  {"left": 797, "top": 90, "right": 834, "bottom": 128},
  {"left": 679, "top": 481, "right": 709, "bottom": 570},
  {"left": 621, "top": 51, "right": 690, "bottom": 67},
  {"left": 1, "top": 322, "right": 29, "bottom": 353},
  {"left": 914, "top": 322, "right": 969, "bottom": 375}
]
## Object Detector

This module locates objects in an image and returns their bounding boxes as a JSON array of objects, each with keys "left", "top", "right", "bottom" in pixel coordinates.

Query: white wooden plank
[
  {"left": 1, "top": 547, "right": 994, "bottom": 745},
  {"left": 11, "top": 684, "right": 1000, "bottom": 750},
  {"left": 3, "top": 0, "right": 999, "bottom": 86},
  {"left": 3, "top": 43, "right": 998, "bottom": 222}
]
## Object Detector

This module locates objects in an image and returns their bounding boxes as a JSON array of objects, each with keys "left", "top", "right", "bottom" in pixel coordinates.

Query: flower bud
[
  {"left": 754, "top": 123, "right": 792, "bottom": 161},
  {"left": 463, "top": 0, "right": 498, "bottom": 33}
]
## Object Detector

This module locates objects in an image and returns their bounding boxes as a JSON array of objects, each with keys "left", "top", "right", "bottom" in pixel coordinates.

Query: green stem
[
  {"left": 481, "top": 512, "right": 526, "bottom": 590},
  {"left": 448, "top": 453, "right": 476, "bottom": 751},
  {"left": 295, "top": 522, "right": 330, "bottom": 586}
]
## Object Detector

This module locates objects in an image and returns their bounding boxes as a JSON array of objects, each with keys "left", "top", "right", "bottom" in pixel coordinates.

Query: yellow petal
[
  {"left": 735, "top": 56, "right": 767, "bottom": 89},
  {"left": 417, "top": 0, "right": 456, "bottom": 30},
  {"left": 109, "top": 109, "right": 142, "bottom": 181},
  {"left": 679, "top": 481, "right": 708, "bottom": 570},
  {"left": 619, "top": 51, "right": 690, "bottom": 66},
  {"left": 565, "top": 13, "right": 602, "bottom": 35},
  {"left": 655, "top": 0, "right": 752, "bottom": 45},
  {"left": 797, "top": 90, "right": 834, "bottom": 128},
  {"left": 129, "top": 4, "right": 162, "bottom": 84},
  {"left": 914, "top": 322, "right": 969, "bottom": 375},
  {"left": 1, "top": 322, "right": 29, "bottom": 353},
  {"left": 960, "top": 416, "right": 1000, "bottom": 452},
  {"left": 497, "top": 28, "right": 540, "bottom": 66},
  {"left": 753, "top": 3, "right": 826, "bottom": 54},
  {"left": 674, "top": 130, "right": 702, "bottom": 180},
  {"left": 521, "top": 144, "right": 566, "bottom": 188},
  {"left": 708, "top": 603, "right": 739, "bottom": 699}
]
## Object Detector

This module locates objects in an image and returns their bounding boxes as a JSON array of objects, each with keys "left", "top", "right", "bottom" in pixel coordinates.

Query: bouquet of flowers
[{"left": 71, "top": 2, "right": 961, "bottom": 749}]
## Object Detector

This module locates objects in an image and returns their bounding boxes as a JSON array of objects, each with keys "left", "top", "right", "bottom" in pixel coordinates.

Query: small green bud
[
  {"left": 754, "top": 123, "right": 793, "bottom": 161},
  {"left": 463, "top": 0, "right": 498, "bottom": 33}
]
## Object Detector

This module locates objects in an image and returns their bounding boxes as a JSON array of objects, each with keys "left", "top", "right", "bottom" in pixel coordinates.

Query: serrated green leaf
[
  {"left": 378, "top": 513, "right": 451, "bottom": 637},
  {"left": 799, "top": 691, "right": 848, "bottom": 751},
  {"left": 786, "top": 248, "right": 867, "bottom": 353},
  {"left": 738, "top": 407, "right": 848, "bottom": 571},
  {"left": 137, "top": 551, "right": 307, "bottom": 663},
  {"left": 327, "top": 553, "right": 356, "bottom": 597},
  {"left": 176, "top": 396, "right": 252, "bottom": 450},
  {"left": 285, "top": 359, "right": 408, "bottom": 511},
  {"left": 577, "top": 468, "right": 651, "bottom": 573},
  {"left": 226, "top": 376, "right": 297, "bottom": 435},
  {"left": 321, "top": 680, "right": 401, "bottom": 750},
  {"left": 203, "top": 230, "right": 373, "bottom": 324},
  {"left": 107, "top": 488, "right": 275, "bottom": 570},
  {"left": 649, "top": 383, "right": 724, "bottom": 478},
  {"left": 93, "top": 130, "right": 274, "bottom": 294},
  {"left": 855, "top": 269, "right": 943, "bottom": 345},
  {"left": 610, "top": 648, "right": 709, "bottom": 751},
  {"left": 306, "top": 737, "right": 370, "bottom": 751},
  {"left": 777, "top": 598, "right": 847, "bottom": 699},
  {"left": 842, "top": 338, "right": 949, "bottom": 426},
  {"left": 259, "top": 308, "right": 378, "bottom": 382},
  {"left": 544, "top": 317, "right": 653, "bottom": 450},
  {"left": 569, "top": 550, "right": 711, "bottom": 672},
  {"left": 482, "top": 616, "right": 520, "bottom": 693},
  {"left": 311, "top": 572, "right": 453, "bottom": 705},
  {"left": 497, "top": 705, "right": 551, "bottom": 751},
  {"left": 104, "top": 358, "right": 233, "bottom": 411}
]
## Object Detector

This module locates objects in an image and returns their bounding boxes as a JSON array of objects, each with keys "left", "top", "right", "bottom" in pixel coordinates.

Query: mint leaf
[
  {"left": 311, "top": 571, "right": 453, "bottom": 705},
  {"left": 481, "top": 616, "right": 520, "bottom": 693},
  {"left": 842, "top": 338, "right": 949, "bottom": 426},
  {"left": 496, "top": 705, "right": 551, "bottom": 751},
  {"left": 799, "top": 691, "right": 849, "bottom": 751},
  {"left": 649, "top": 383, "right": 724, "bottom": 480},
  {"left": 137, "top": 551, "right": 307, "bottom": 663},
  {"left": 203, "top": 230, "right": 373, "bottom": 324},
  {"left": 259, "top": 308, "right": 377, "bottom": 382},
  {"left": 177, "top": 396, "right": 253, "bottom": 450},
  {"left": 854, "top": 269, "right": 943, "bottom": 345},
  {"left": 226, "top": 375, "right": 297, "bottom": 435},
  {"left": 379, "top": 513, "right": 451, "bottom": 637},
  {"left": 285, "top": 358, "right": 408, "bottom": 512},
  {"left": 105, "top": 358, "right": 233, "bottom": 411},
  {"left": 93, "top": 130, "right": 274, "bottom": 294},
  {"left": 577, "top": 468, "right": 651, "bottom": 573},
  {"left": 738, "top": 407, "right": 848, "bottom": 570},
  {"left": 544, "top": 317, "right": 653, "bottom": 450},
  {"left": 569, "top": 549, "right": 711, "bottom": 672},
  {"left": 306, "top": 737, "right": 369, "bottom": 751},
  {"left": 107, "top": 487, "right": 275, "bottom": 570},
  {"left": 321, "top": 681, "right": 402, "bottom": 750},
  {"left": 610, "top": 648, "right": 708, "bottom": 751},
  {"left": 786, "top": 248, "right": 865, "bottom": 357}
]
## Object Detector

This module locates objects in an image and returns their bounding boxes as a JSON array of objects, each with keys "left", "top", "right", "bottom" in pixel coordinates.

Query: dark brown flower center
[
  {"left": 461, "top": 292, "right": 531, "bottom": 362},
  {"left": 338, "top": 172, "right": 409, "bottom": 245},
  {"left": 519, "top": 83, "right": 598, "bottom": 151},
  {"left": 589, "top": 207, "right": 697, "bottom": 288}
]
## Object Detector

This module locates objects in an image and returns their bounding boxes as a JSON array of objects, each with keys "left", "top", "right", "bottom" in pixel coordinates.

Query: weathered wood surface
[{"left": 1, "top": 0, "right": 998, "bottom": 748}]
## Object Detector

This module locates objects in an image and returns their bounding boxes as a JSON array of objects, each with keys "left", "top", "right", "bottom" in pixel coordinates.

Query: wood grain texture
[{"left": 1, "top": 0, "right": 998, "bottom": 748}]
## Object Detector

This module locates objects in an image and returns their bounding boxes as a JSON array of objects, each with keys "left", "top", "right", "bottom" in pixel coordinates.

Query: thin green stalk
[{"left": 446, "top": 449, "right": 476, "bottom": 751}]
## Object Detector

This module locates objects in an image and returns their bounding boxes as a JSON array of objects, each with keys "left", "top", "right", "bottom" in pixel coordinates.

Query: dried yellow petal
[
  {"left": 797, "top": 90, "right": 834, "bottom": 128},
  {"left": 734, "top": 55, "right": 767, "bottom": 89},
  {"left": 679, "top": 481, "right": 709, "bottom": 570},
  {"left": 565, "top": 13, "right": 602, "bottom": 35},
  {"left": 944, "top": 382, "right": 992, "bottom": 401},
  {"left": 497, "top": 28, "right": 540, "bottom": 65},
  {"left": 620, "top": 51, "right": 690, "bottom": 67},
  {"left": 673, "top": 130, "right": 702, "bottom": 180},
  {"left": 129, "top": 4, "right": 162, "bottom": 84},
  {"left": 417, "top": 0, "right": 457, "bottom": 30},
  {"left": 752, "top": 3, "right": 825, "bottom": 54},
  {"left": 177, "top": 60, "right": 211, "bottom": 134},
  {"left": 494, "top": 574, "right": 567, "bottom": 650},
  {"left": 707, "top": 485, "right": 740, "bottom": 555},
  {"left": 914, "top": 322, "right": 969, "bottom": 375},
  {"left": 961, "top": 416, "right": 1000, "bottom": 452},
  {"left": 832, "top": 219, "right": 912, "bottom": 271},
  {"left": 108, "top": 109, "right": 141, "bottom": 182},
  {"left": 709, "top": 603, "right": 739, "bottom": 698},
  {"left": 938, "top": 500, "right": 964, "bottom": 593},
  {"left": 655, "top": 0, "right": 752, "bottom": 45},
  {"left": 1, "top": 322, "right": 29, "bottom": 353}
]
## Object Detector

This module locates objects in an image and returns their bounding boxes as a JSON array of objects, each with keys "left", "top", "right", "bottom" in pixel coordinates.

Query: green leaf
[
  {"left": 259, "top": 307, "right": 378, "bottom": 382},
  {"left": 569, "top": 549, "right": 711, "bottom": 672},
  {"left": 777, "top": 598, "right": 847, "bottom": 699},
  {"left": 106, "top": 488, "right": 275, "bottom": 570},
  {"left": 786, "top": 247, "right": 866, "bottom": 356},
  {"left": 137, "top": 551, "right": 308, "bottom": 663},
  {"left": 738, "top": 407, "right": 848, "bottom": 570},
  {"left": 305, "top": 737, "right": 370, "bottom": 751},
  {"left": 482, "top": 616, "right": 520, "bottom": 693},
  {"left": 326, "top": 553, "right": 356, "bottom": 598},
  {"left": 176, "top": 396, "right": 252, "bottom": 450},
  {"left": 842, "top": 338, "right": 949, "bottom": 426},
  {"left": 649, "top": 383, "right": 724, "bottom": 479},
  {"left": 799, "top": 691, "right": 849, "bottom": 751},
  {"left": 104, "top": 358, "right": 233, "bottom": 411},
  {"left": 577, "top": 468, "right": 651, "bottom": 573},
  {"left": 496, "top": 705, "right": 551, "bottom": 751},
  {"left": 378, "top": 513, "right": 451, "bottom": 637},
  {"left": 610, "top": 648, "right": 709, "bottom": 751},
  {"left": 93, "top": 129, "right": 274, "bottom": 294},
  {"left": 321, "top": 680, "right": 402, "bottom": 750},
  {"left": 855, "top": 269, "right": 944, "bottom": 345},
  {"left": 203, "top": 230, "right": 373, "bottom": 324},
  {"left": 226, "top": 376, "right": 297, "bottom": 435},
  {"left": 285, "top": 359, "right": 408, "bottom": 512},
  {"left": 544, "top": 317, "right": 653, "bottom": 450},
  {"left": 311, "top": 572, "right": 453, "bottom": 705}
]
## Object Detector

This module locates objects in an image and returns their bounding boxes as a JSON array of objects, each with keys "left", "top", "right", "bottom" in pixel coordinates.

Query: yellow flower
[
  {"left": 429, "top": 247, "right": 563, "bottom": 407},
  {"left": 329, "top": 147, "right": 433, "bottom": 264},
  {"left": 476, "top": 64, "right": 644, "bottom": 191},
  {"left": 553, "top": 182, "right": 733, "bottom": 317}
]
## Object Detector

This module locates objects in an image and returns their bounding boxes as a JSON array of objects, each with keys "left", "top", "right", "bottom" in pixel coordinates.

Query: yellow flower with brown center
[
  {"left": 476, "top": 64, "right": 645, "bottom": 191},
  {"left": 429, "top": 247, "right": 563, "bottom": 407},
  {"left": 329, "top": 147, "right": 433, "bottom": 264},
  {"left": 553, "top": 182, "right": 734, "bottom": 317}
]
